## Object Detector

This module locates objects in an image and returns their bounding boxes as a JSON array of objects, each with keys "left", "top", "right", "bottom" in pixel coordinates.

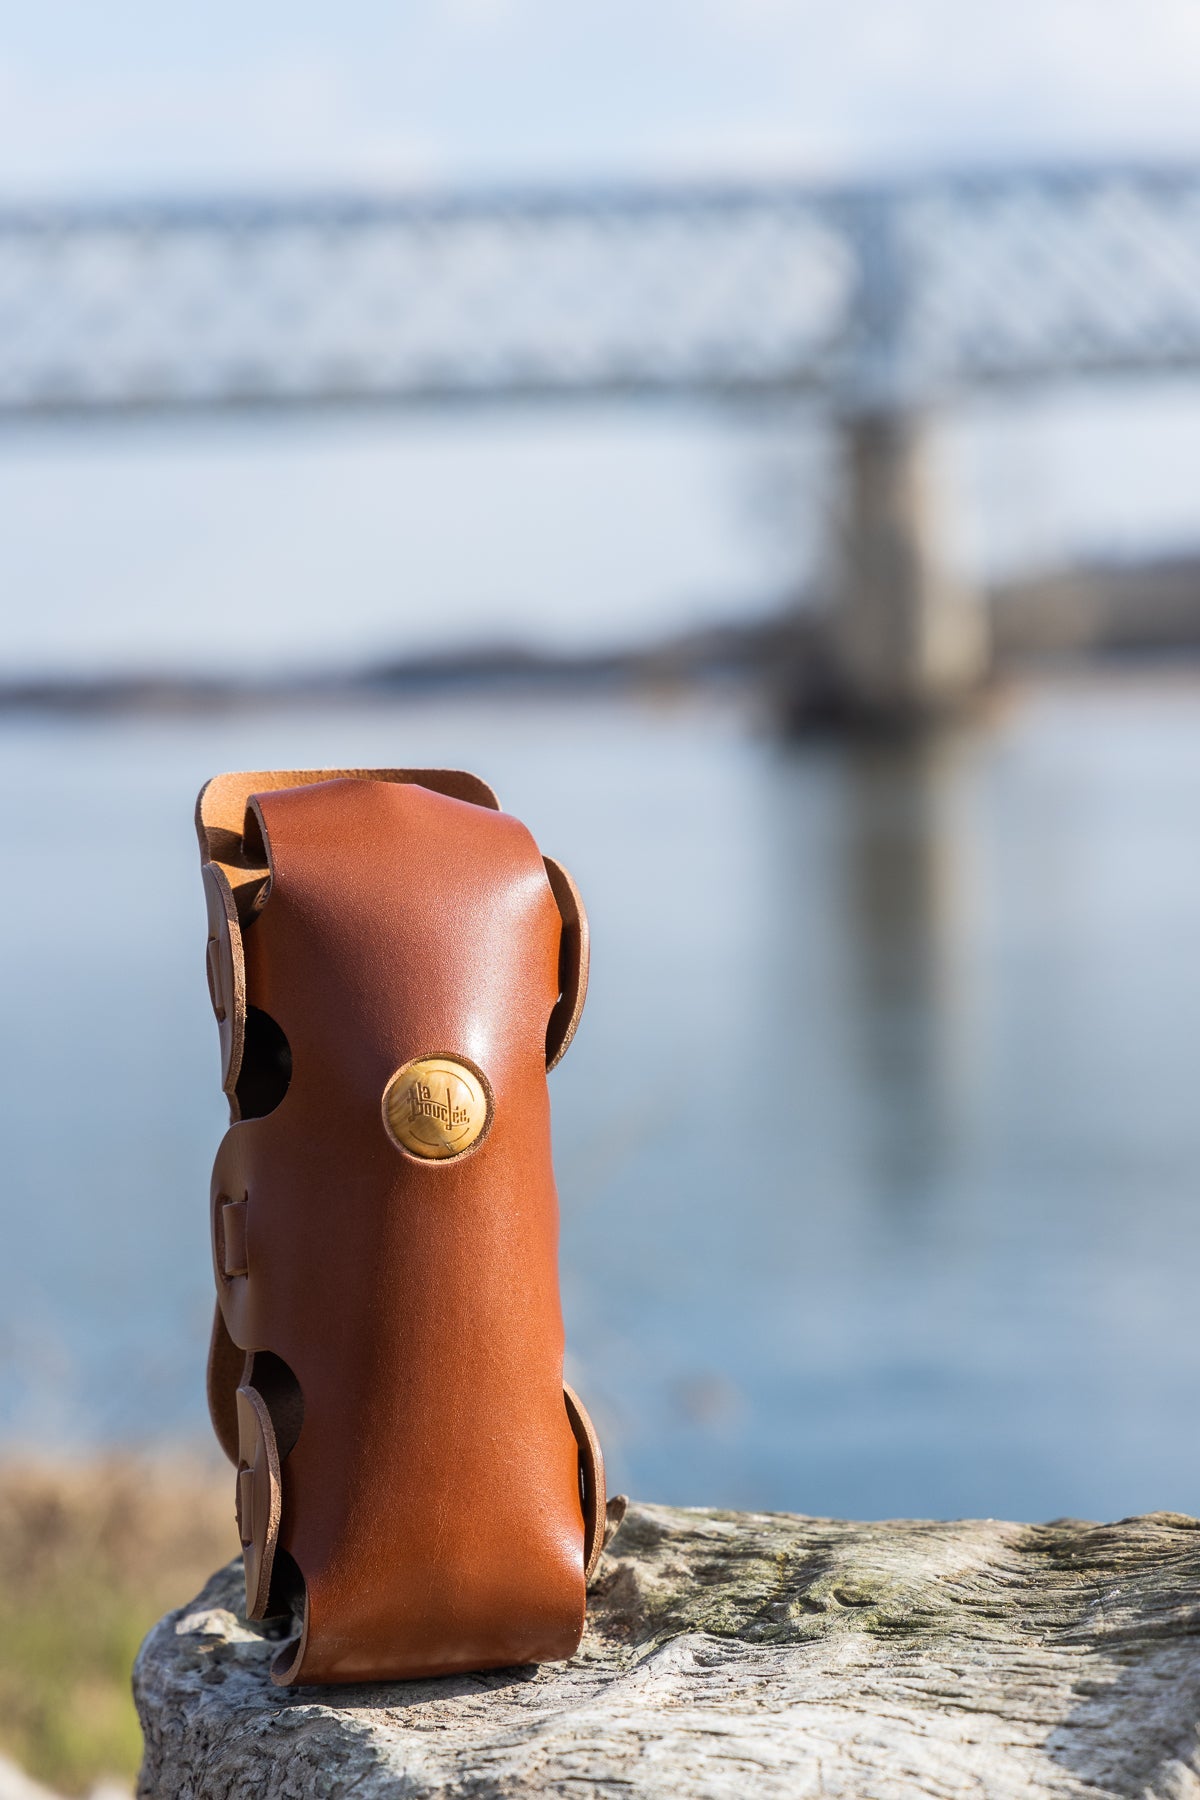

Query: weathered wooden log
[{"left": 134, "top": 1500, "right": 1200, "bottom": 1798}]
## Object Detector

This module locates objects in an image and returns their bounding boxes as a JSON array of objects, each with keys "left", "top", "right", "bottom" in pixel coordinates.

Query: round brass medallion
[{"left": 382, "top": 1056, "right": 491, "bottom": 1161}]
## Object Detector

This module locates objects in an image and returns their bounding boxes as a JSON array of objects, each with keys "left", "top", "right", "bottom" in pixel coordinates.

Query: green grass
[{"left": 0, "top": 1458, "right": 237, "bottom": 1795}]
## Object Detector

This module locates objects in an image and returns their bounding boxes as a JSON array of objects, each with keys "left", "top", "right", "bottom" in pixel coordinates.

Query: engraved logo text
[{"left": 382, "top": 1055, "right": 490, "bottom": 1161}]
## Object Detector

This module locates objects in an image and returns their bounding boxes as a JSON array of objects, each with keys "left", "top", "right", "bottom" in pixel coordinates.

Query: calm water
[{"left": 2, "top": 677, "right": 1199, "bottom": 1523}]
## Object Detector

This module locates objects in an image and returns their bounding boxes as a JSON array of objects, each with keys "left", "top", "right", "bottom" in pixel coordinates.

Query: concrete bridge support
[{"left": 829, "top": 409, "right": 990, "bottom": 722}]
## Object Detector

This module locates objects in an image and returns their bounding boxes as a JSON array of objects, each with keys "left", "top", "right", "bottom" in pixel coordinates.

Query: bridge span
[{"left": 5, "top": 167, "right": 1200, "bottom": 715}]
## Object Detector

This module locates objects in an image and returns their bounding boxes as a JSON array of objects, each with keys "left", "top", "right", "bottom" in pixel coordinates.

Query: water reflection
[
  {"left": 836, "top": 737, "right": 979, "bottom": 1208},
  {"left": 1, "top": 684, "right": 1199, "bottom": 1524}
]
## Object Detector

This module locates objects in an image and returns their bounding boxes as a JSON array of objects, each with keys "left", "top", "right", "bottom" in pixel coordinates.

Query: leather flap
[
  {"left": 197, "top": 768, "right": 501, "bottom": 914},
  {"left": 201, "top": 861, "right": 246, "bottom": 1098},
  {"left": 236, "top": 1382, "right": 283, "bottom": 1621},
  {"left": 564, "top": 1384, "right": 607, "bottom": 1584},
  {"left": 543, "top": 857, "right": 590, "bottom": 1071}
]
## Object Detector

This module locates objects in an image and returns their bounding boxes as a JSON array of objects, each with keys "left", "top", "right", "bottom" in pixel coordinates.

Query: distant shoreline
[
  {"left": 6, "top": 551, "right": 1200, "bottom": 717},
  {"left": 0, "top": 629, "right": 771, "bottom": 717}
]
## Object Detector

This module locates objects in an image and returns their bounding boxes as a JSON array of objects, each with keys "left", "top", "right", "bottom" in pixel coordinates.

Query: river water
[{"left": 3, "top": 675, "right": 1199, "bottom": 1523}]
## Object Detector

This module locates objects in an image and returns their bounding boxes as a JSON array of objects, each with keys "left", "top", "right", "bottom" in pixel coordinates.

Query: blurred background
[{"left": 5, "top": 2, "right": 1200, "bottom": 1792}]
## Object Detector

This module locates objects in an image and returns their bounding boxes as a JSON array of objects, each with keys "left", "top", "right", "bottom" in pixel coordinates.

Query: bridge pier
[{"left": 824, "top": 409, "right": 989, "bottom": 724}]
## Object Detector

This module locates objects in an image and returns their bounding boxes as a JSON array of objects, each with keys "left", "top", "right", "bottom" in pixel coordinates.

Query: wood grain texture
[{"left": 134, "top": 1500, "right": 1200, "bottom": 1799}]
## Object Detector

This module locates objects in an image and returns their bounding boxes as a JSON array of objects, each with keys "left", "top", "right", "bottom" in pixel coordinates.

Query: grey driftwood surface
[{"left": 135, "top": 1499, "right": 1200, "bottom": 1799}]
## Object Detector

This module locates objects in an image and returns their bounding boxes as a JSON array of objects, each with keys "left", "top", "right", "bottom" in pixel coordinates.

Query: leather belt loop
[{"left": 220, "top": 1198, "right": 249, "bottom": 1278}]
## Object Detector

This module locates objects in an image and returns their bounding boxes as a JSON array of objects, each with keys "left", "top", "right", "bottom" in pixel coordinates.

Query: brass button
[{"left": 382, "top": 1056, "right": 491, "bottom": 1161}]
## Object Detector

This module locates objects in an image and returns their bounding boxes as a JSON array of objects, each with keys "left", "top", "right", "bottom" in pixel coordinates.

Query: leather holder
[{"left": 197, "top": 769, "right": 604, "bottom": 1684}]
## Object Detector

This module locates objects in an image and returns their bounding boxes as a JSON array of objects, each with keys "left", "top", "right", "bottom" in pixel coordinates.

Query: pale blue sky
[
  {"left": 3, "top": 2, "right": 1200, "bottom": 673},
  {"left": 2, "top": 1, "right": 1200, "bottom": 192}
]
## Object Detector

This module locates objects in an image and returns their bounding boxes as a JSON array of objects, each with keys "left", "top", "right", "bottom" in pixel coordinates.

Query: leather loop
[
  {"left": 564, "top": 1384, "right": 606, "bottom": 1583},
  {"left": 221, "top": 1198, "right": 249, "bottom": 1278},
  {"left": 543, "top": 858, "right": 590, "bottom": 1071},
  {"left": 197, "top": 768, "right": 501, "bottom": 918},
  {"left": 201, "top": 861, "right": 246, "bottom": 1102},
  {"left": 235, "top": 1382, "right": 282, "bottom": 1620}
]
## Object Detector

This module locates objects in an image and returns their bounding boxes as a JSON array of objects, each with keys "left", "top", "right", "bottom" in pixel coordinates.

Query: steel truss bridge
[
  {"left": 2, "top": 166, "right": 1200, "bottom": 420},
  {"left": 4, "top": 165, "right": 1199, "bottom": 713}
]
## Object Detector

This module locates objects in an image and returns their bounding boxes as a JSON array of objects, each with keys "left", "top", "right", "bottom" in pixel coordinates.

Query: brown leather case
[{"left": 196, "top": 769, "right": 603, "bottom": 1684}]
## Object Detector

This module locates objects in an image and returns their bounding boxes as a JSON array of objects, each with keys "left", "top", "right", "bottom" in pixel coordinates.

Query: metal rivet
[{"left": 382, "top": 1056, "right": 491, "bottom": 1161}]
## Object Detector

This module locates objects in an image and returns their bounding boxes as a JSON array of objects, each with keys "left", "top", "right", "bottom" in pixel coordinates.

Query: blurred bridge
[{"left": 5, "top": 167, "right": 1200, "bottom": 713}]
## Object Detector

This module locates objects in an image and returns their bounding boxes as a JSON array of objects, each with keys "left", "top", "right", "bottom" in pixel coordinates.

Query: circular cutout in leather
[{"left": 382, "top": 1055, "right": 492, "bottom": 1161}]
